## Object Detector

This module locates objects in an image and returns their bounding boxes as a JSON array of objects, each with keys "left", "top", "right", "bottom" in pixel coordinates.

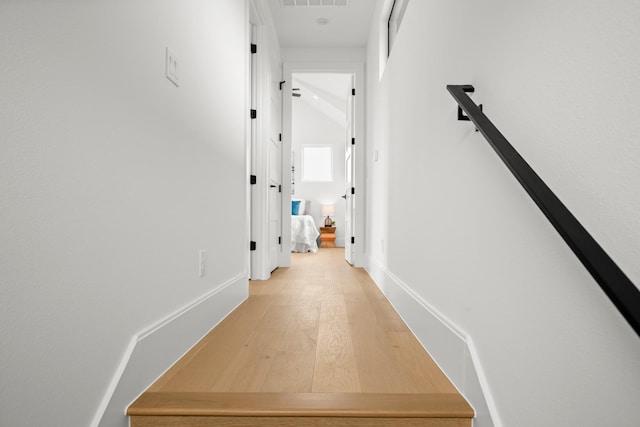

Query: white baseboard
[
  {"left": 91, "top": 273, "right": 248, "bottom": 427},
  {"left": 366, "top": 260, "right": 502, "bottom": 427}
]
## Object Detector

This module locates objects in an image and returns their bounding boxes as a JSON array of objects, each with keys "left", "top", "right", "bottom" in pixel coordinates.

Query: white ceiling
[{"left": 266, "top": 0, "right": 377, "bottom": 48}]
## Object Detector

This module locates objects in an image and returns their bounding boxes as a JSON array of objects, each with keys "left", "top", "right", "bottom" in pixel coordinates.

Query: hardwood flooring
[{"left": 128, "top": 249, "right": 473, "bottom": 426}]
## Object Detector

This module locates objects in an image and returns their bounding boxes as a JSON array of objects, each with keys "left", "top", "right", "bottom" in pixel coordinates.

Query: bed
[
  {"left": 291, "top": 199, "right": 319, "bottom": 253},
  {"left": 291, "top": 215, "right": 319, "bottom": 253}
]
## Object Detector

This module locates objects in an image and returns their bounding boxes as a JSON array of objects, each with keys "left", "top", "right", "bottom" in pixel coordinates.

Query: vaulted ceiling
[{"left": 293, "top": 73, "right": 352, "bottom": 126}]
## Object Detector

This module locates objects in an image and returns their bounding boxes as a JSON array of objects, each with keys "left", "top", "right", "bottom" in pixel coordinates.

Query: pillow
[
  {"left": 292, "top": 198, "right": 307, "bottom": 215},
  {"left": 291, "top": 200, "right": 301, "bottom": 215}
]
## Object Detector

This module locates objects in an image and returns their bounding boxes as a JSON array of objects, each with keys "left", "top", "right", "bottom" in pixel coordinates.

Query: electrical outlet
[
  {"left": 166, "top": 47, "right": 179, "bottom": 87},
  {"left": 199, "top": 250, "right": 207, "bottom": 278}
]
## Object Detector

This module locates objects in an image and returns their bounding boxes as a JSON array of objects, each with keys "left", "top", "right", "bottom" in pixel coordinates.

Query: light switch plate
[{"left": 166, "top": 47, "right": 179, "bottom": 87}]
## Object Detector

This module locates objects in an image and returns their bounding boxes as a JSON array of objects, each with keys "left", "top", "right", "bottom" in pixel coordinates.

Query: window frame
[{"left": 387, "top": 0, "right": 410, "bottom": 57}]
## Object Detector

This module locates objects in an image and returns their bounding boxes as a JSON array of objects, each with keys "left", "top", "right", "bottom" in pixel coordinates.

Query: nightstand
[{"left": 319, "top": 226, "right": 336, "bottom": 248}]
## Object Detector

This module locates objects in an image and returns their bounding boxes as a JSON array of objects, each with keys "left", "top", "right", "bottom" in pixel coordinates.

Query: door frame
[
  {"left": 281, "top": 61, "right": 366, "bottom": 268},
  {"left": 249, "top": 0, "right": 282, "bottom": 280},
  {"left": 344, "top": 76, "right": 355, "bottom": 264}
]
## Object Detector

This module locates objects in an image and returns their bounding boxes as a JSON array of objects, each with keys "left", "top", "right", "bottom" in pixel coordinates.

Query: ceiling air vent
[{"left": 280, "top": 0, "right": 349, "bottom": 6}]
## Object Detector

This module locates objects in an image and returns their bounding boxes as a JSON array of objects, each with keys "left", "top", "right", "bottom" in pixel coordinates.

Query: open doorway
[
  {"left": 290, "top": 73, "right": 352, "bottom": 253},
  {"left": 281, "top": 62, "right": 364, "bottom": 268}
]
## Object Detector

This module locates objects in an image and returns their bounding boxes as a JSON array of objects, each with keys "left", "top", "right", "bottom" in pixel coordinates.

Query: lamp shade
[{"left": 322, "top": 204, "right": 334, "bottom": 216}]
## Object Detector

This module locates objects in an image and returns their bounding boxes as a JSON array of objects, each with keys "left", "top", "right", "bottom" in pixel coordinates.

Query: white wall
[
  {"left": 0, "top": 1, "right": 249, "bottom": 426},
  {"left": 365, "top": 1, "right": 640, "bottom": 426},
  {"left": 292, "top": 76, "right": 349, "bottom": 246}
]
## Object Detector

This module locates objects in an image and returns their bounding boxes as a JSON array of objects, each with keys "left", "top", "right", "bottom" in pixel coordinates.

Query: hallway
[
  {"left": 128, "top": 248, "right": 473, "bottom": 426},
  {"left": 4, "top": 1, "right": 640, "bottom": 426}
]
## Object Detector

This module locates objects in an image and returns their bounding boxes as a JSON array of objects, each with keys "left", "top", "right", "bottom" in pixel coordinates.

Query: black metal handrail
[{"left": 447, "top": 84, "right": 640, "bottom": 337}]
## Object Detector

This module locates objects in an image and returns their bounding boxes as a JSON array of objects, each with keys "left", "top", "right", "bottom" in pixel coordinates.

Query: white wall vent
[{"left": 280, "top": 0, "right": 349, "bottom": 7}]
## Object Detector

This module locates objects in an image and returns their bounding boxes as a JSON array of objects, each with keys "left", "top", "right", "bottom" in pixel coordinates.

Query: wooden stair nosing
[{"left": 127, "top": 392, "right": 474, "bottom": 418}]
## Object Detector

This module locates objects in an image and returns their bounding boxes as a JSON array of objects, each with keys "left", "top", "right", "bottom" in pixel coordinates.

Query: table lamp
[{"left": 322, "top": 204, "right": 335, "bottom": 227}]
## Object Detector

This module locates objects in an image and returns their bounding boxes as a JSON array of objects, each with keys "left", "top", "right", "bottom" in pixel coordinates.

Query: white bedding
[{"left": 291, "top": 215, "right": 319, "bottom": 253}]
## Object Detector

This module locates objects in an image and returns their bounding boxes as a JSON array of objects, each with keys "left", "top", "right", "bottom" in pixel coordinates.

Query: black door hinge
[
  {"left": 351, "top": 236, "right": 355, "bottom": 244},
  {"left": 279, "top": 81, "right": 286, "bottom": 90},
  {"left": 352, "top": 88, "right": 356, "bottom": 96},
  {"left": 351, "top": 187, "right": 355, "bottom": 195},
  {"left": 251, "top": 44, "right": 257, "bottom": 54},
  {"left": 250, "top": 109, "right": 257, "bottom": 119},
  {"left": 351, "top": 137, "right": 355, "bottom": 145},
  {"left": 279, "top": 133, "right": 282, "bottom": 142},
  {"left": 250, "top": 241, "right": 256, "bottom": 251},
  {"left": 278, "top": 185, "right": 282, "bottom": 193},
  {"left": 250, "top": 175, "right": 257, "bottom": 185},
  {"left": 278, "top": 236, "right": 282, "bottom": 245}
]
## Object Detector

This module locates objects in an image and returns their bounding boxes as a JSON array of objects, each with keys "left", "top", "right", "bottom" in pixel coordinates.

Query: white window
[{"left": 302, "top": 146, "right": 333, "bottom": 182}]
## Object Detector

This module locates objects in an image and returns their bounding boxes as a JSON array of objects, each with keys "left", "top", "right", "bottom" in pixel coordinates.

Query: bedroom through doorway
[{"left": 289, "top": 72, "right": 354, "bottom": 262}]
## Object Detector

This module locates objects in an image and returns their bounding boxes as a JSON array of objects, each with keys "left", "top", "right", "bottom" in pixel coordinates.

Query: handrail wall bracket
[
  {"left": 446, "top": 84, "right": 640, "bottom": 338},
  {"left": 455, "top": 85, "right": 482, "bottom": 131}
]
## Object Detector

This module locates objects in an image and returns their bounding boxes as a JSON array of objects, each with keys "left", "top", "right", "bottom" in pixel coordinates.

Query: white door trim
[
  {"left": 281, "top": 61, "right": 366, "bottom": 268},
  {"left": 244, "top": 1, "right": 253, "bottom": 279},
  {"left": 249, "top": 0, "right": 279, "bottom": 280}
]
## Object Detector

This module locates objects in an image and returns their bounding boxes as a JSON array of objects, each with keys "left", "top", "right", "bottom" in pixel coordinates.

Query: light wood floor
[{"left": 128, "top": 248, "right": 473, "bottom": 426}]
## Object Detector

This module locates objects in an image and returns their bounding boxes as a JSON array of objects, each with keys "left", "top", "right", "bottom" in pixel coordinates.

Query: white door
[
  {"left": 344, "top": 76, "right": 355, "bottom": 265},
  {"left": 268, "top": 58, "right": 282, "bottom": 272}
]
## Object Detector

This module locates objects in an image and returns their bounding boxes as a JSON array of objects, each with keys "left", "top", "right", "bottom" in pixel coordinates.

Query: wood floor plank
[
  {"left": 210, "top": 302, "right": 295, "bottom": 392},
  {"left": 312, "top": 294, "right": 361, "bottom": 392},
  {"left": 349, "top": 322, "right": 423, "bottom": 393},
  {"left": 260, "top": 294, "right": 321, "bottom": 392}
]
